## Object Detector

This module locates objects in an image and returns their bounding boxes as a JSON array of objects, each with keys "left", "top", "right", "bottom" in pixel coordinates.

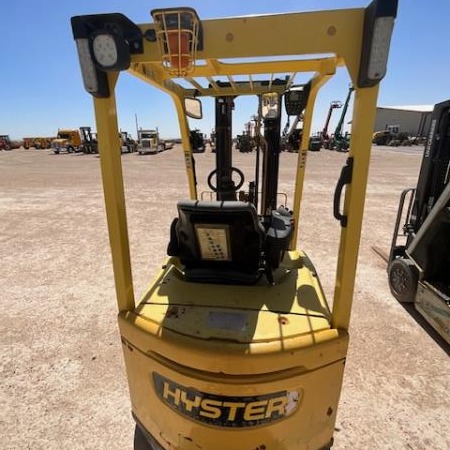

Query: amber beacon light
[{"left": 151, "top": 7, "right": 203, "bottom": 77}]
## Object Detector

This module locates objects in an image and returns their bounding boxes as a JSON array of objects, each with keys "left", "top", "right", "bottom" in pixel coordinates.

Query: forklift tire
[
  {"left": 134, "top": 425, "right": 157, "bottom": 450},
  {"left": 388, "top": 258, "right": 418, "bottom": 303}
]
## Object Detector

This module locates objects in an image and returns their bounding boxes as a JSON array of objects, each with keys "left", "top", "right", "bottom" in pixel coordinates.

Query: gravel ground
[{"left": 1, "top": 146, "right": 448, "bottom": 450}]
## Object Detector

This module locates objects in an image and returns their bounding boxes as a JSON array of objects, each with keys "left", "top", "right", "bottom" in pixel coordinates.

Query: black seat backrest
[{"left": 168, "top": 200, "right": 265, "bottom": 284}]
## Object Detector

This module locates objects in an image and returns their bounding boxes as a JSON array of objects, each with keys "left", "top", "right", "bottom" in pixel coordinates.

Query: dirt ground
[{"left": 1, "top": 146, "right": 448, "bottom": 450}]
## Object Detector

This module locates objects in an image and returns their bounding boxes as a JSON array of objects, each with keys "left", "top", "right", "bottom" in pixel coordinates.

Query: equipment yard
[{"left": 1, "top": 146, "right": 448, "bottom": 450}]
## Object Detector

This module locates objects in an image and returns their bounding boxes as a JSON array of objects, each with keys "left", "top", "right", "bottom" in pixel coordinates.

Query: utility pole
[{"left": 135, "top": 114, "right": 139, "bottom": 141}]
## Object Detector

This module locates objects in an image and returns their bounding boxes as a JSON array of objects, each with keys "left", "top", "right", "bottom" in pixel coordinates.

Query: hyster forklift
[
  {"left": 71, "top": 1, "right": 398, "bottom": 448},
  {"left": 388, "top": 100, "right": 450, "bottom": 345}
]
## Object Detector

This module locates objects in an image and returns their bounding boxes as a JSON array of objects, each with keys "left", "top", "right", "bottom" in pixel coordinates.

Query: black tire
[
  {"left": 388, "top": 258, "right": 418, "bottom": 303},
  {"left": 134, "top": 425, "right": 154, "bottom": 450},
  {"left": 54, "top": 150, "right": 60, "bottom": 154}
]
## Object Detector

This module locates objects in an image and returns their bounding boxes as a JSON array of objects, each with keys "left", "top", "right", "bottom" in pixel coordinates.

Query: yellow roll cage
[{"left": 78, "top": 1, "right": 396, "bottom": 334}]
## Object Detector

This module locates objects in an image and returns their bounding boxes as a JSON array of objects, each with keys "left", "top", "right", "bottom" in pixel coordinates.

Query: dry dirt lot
[{"left": 1, "top": 146, "right": 448, "bottom": 450}]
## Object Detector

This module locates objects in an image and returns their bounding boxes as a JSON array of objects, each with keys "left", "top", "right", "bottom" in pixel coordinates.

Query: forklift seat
[{"left": 168, "top": 200, "right": 266, "bottom": 284}]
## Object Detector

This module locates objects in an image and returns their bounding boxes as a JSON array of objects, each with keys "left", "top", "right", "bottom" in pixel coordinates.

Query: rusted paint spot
[
  {"left": 278, "top": 316, "right": 289, "bottom": 325},
  {"left": 165, "top": 306, "right": 186, "bottom": 319},
  {"left": 327, "top": 407, "right": 333, "bottom": 416},
  {"left": 327, "top": 25, "right": 336, "bottom": 36},
  {"left": 226, "top": 33, "right": 234, "bottom": 42},
  {"left": 179, "top": 434, "right": 202, "bottom": 449}
]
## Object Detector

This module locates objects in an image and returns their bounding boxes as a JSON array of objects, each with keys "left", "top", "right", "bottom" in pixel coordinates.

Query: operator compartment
[{"left": 119, "top": 200, "right": 346, "bottom": 375}]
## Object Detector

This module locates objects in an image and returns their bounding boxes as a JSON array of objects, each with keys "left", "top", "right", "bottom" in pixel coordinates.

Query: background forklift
[
  {"left": 120, "top": 130, "right": 138, "bottom": 153},
  {"left": 321, "top": 100, "right": 342, "bottom": 149},
  {"left": 80, "top": 126, "right": 99, "bottom": 154},
  {"left": 388, "top": 100, "right": 450, "bottom": 345},
  {"left": 327, "top": 86, "right": 354, "bottom": 152},
  {"left": 71, "top": 1, "right": 398, "bottom": 448},
  {"left": 281, "top": 95, "right": 307, "bottom": 153},
  {"left": 189, "top": 128, "right": 205, "bottom": 153},
  {"left": 0, "top": 135, "right": 12, "bottom": 150}
]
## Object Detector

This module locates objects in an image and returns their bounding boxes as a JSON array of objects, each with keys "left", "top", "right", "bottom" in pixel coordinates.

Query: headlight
[
  {"left": 92, "top": 34, "right": 118, "bottom": 69},
  {"left": 90, "top": 31, "right": 131, "bottom": 72}
]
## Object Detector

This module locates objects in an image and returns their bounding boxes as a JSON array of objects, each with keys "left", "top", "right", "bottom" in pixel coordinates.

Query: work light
[
  {"left": 91, "top": 31, "right": 131, "bottom": 71},
  {"left": 71, "top": 14, "right": 143, "bottom": 98},
  {"left": 75, "top": 38, "right": 100, "bottom": 93},
  {"left": 367, "top": 16, "right": 394, "bottom": 80},
  {"left": 358, "top": 0, "right": 398, "bottom": 87},
  {"left": 74, "top": 36, "right": 109, "bottom": 97}
]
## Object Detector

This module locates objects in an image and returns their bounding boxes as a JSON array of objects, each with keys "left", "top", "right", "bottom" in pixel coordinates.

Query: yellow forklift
[{"left": 71, "top": 1, "right": 398, "bottom": 448}]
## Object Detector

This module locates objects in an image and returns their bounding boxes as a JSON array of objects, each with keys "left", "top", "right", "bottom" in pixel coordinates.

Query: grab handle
[{"left": 333, "top": 157, "right": 354, "bottom": 227}]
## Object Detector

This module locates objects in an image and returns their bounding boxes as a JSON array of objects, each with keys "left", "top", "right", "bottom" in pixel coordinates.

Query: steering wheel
[{"left": 207, "top": 167, "right": 245, "bottom": 192}]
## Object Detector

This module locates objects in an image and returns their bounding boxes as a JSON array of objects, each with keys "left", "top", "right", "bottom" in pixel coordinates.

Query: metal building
[{"left": 374, "top": 105, "right": 433, "bottom": 137}]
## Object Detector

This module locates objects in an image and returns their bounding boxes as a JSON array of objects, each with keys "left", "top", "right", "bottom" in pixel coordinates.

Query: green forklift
[{"left": 329, "top": 85, "right": 355, "bottom": 152}]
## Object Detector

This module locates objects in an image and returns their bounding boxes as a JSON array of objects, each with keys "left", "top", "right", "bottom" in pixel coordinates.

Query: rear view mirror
[
  {"left": 261, "top": 93, "right": 280, "bottom": 119},
  {"left": 284, "top": 82, "right": 311, "bottom": 116},
  {"left": 184, "top": 97, "right": 203, "bottom": 119}
]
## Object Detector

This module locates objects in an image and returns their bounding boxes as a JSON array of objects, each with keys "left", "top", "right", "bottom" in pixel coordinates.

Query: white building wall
[{"left": 374, "top": 108, "right": 432, "bottom": 136}]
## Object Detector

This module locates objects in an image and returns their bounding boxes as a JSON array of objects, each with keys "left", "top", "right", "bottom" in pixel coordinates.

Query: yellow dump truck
[{"left": 23, "top": 137, "right": 54, "bottom": 149}]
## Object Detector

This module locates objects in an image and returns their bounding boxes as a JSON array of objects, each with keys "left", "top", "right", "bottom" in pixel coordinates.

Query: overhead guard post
[
  {"left": 331, "top": 85, "right": 379, "bottom": 330},
  {"left": 290, "top": 72, "right": 333, "bottom": 250},
  {"left": 93, "top": 73, "right": 135, "bottom": 312}
]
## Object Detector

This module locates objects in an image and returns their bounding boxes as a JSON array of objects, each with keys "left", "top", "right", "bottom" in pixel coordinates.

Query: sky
[{"left": 1, "top": 0, "right": 449, "bottom": 140}]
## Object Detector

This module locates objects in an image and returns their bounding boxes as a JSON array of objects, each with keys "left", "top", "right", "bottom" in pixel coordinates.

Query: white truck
[{"left": 137, "top": 129, "right": 165, "bottom": 155}]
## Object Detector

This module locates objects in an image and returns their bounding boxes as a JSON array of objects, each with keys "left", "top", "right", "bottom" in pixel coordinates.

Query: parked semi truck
[
  {"left": 51, "top": 129, "right": 82, "bottom": 154},
  {"left": 137, "top": 129, "right": 165, "bottom": 155}
]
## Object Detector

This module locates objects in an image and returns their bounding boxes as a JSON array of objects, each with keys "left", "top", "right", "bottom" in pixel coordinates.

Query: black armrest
[{"left": 266, "top": 207, "right": 294, "bottom": 269}]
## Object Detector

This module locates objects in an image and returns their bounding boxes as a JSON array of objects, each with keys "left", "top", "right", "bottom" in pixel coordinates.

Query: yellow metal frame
[
  {"left": 93, "top": 7, "right": 380, "bottom": 334},
  {"left": 75, "top": 3, "right": 399, "bottom": 448}
]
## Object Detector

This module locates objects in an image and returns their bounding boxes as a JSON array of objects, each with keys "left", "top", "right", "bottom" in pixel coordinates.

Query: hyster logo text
[{"left": 153, "top": 373, "right": 299, "bottom": 428}]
